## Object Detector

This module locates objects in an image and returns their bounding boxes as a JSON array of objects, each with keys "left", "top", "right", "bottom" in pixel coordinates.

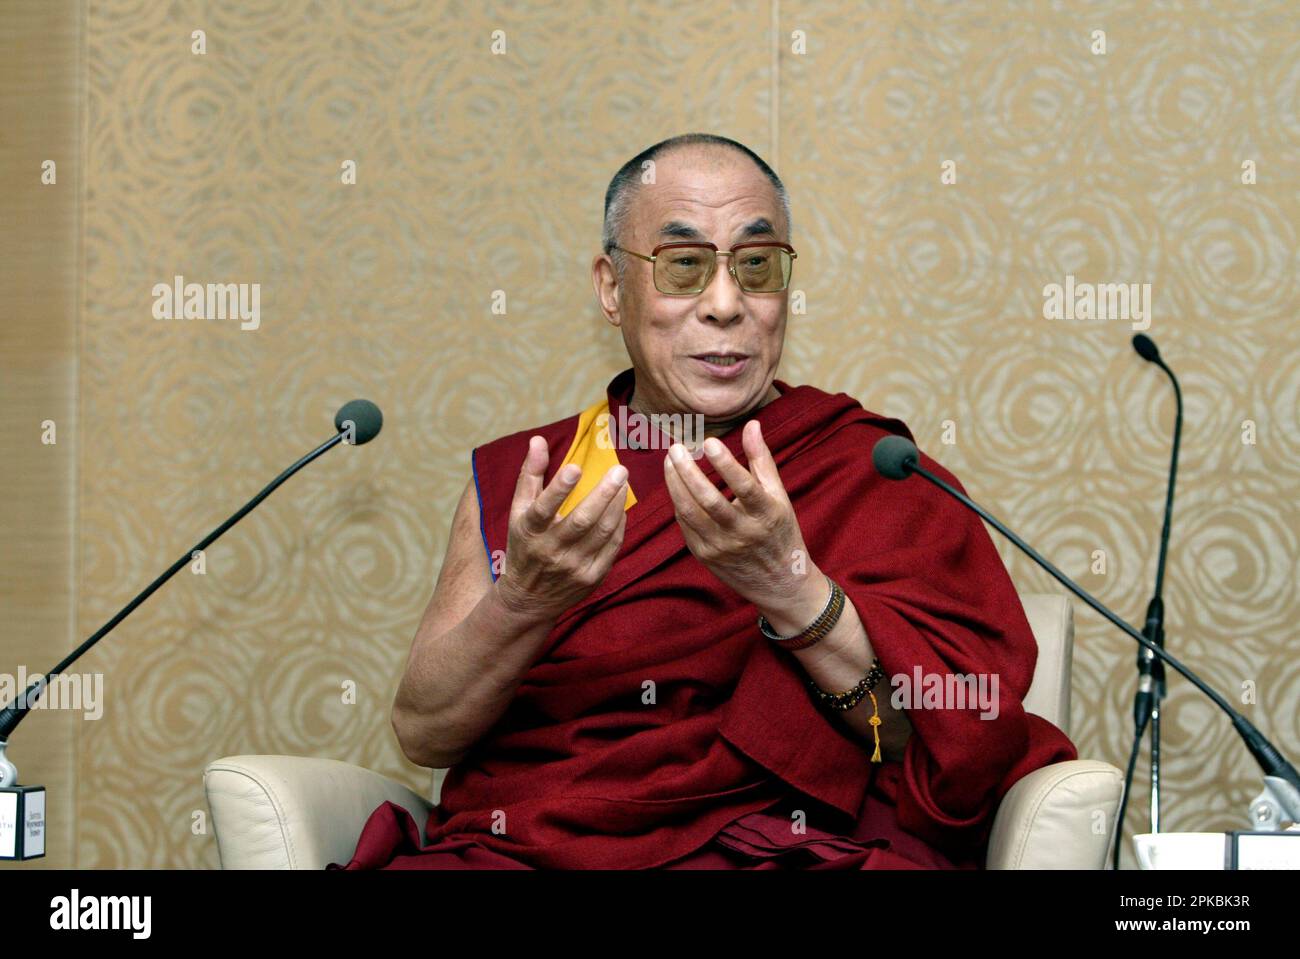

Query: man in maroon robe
[{"left": 331, "top": 133, "right": 1077, "bottom": 870}]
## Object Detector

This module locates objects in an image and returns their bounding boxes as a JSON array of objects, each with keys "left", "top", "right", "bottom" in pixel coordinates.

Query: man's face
[{"left": 592, "top": 147, "right": 790, "bottom": 422}]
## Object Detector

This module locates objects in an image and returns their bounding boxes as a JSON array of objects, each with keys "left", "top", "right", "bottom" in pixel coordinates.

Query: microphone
[
  {"left": 335, "top": 398, "right": 383, "bottom": 445},
  {"left": 869, "top": 435, "right": 1300, "bottom": 839},
  {"left": 0, "top": 401, "right": 383, "bottom": 800},
  {"left": 1132, "top": 332, "right": 1159, "bottom": 363},
  {"left": 872, "top": 435, "right": 919, "bottom": 480}
]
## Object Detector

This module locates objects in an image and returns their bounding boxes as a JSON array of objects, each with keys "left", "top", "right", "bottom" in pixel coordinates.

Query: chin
[{"left": 683, "top": 380, "right": 763, "bottom": 417}]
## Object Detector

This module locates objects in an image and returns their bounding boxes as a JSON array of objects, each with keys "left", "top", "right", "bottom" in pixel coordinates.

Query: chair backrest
[
  {"left": 1018, "top": 592, "right": 1074, "bottom": 736},
  {"left": 428, "top": 591, "right": 1075, "bottom": 803}
]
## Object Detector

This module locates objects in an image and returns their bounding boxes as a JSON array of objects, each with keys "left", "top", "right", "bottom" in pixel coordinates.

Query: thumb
[{"left": 510, "top": 435, "right": 548, "bottom": 519}]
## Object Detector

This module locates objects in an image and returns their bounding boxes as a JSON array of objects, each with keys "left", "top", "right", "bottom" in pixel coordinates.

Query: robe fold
[{"left": 329, "top": 367, "right": 1077, "bottom": 870}]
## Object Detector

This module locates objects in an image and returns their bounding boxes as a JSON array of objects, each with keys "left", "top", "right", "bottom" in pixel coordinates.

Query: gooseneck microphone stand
[
  {"left": 1119, "top": 333, "right": 1182, "bottom": 867},
  {"left": 0, "top": 400, "right": 383, "bottom": 795},
  {"left": 871, "top": 436, "right": 1300, "bottom": 864}
]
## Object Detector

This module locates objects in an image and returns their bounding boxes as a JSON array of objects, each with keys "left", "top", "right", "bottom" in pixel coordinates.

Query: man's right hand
[{"left": 494, "top": 434, "right": 629, "bottom": 625}]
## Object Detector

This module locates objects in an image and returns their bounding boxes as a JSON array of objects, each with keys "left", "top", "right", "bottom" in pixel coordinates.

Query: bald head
[{"left": 601, "top": 134, "right": 791, "bottom": 279}]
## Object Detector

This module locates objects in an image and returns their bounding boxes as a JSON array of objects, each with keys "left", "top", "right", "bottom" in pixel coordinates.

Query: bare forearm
[
  {"left": 393, "top": 583, "right": 555, "bottom": 766},
  {"left": 755, "top": 568, "right": 912, "bottom": 761}
]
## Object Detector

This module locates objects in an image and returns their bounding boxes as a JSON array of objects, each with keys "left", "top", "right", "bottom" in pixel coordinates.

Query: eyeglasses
[{"left": 611, "top": 241, "right": 797, "bottom": 295}]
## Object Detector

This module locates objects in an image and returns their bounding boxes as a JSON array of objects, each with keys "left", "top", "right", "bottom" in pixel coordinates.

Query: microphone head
[
  {"left": 872, "top": 435, "right": 919, "bottom": 480},
  {"left": 1132, "top": 333, "right": 1160, "bottom": 363},
  {"left": 335, "top": 399, "right": 383, "bottom": 445}
]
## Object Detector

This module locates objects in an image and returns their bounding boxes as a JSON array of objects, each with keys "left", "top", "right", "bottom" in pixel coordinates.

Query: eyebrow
[{"left": 658, "top": 218, "right": 779, "bottom": 243}]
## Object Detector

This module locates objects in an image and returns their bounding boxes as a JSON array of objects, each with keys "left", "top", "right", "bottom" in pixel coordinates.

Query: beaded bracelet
[{"left": 807, "top": 657, "right": 886, "bottom": 762}]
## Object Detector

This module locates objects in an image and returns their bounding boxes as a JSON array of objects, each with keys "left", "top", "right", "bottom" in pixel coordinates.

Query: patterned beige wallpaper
[
  {"left": 0, "top": 0, "right": 82, "bottom": 871},
  {"left": 49, "top": 0, "right": 1300, "bottom": 867}
]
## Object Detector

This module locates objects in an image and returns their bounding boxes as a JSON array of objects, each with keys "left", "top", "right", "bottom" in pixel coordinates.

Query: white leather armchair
[{"left": 204, "top": 592, "right": 1123, "bottom": 869}]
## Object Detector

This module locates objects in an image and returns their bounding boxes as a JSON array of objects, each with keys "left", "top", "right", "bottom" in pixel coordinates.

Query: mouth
[{"left": 690, "top": 353, "right": 750, "bottom": 379}]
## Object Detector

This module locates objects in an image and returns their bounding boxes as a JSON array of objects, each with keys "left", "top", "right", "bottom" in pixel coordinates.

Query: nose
[{"left": 696, "top": 252, "right": 743, "bottom": 326}]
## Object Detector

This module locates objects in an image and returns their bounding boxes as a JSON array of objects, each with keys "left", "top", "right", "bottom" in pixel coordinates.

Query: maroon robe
[{"left": 330, "top": 367, "right": 1077, "bottom": 870}]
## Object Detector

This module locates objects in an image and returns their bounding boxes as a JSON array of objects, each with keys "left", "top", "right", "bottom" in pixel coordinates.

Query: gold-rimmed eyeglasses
[{"left": 611, "top": 241, "right": 797, "bottom": 295}]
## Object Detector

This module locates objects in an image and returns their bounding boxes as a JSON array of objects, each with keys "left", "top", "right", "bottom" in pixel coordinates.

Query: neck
[{"left": 628, "top": 382, "right": 782, "bottom": 443}]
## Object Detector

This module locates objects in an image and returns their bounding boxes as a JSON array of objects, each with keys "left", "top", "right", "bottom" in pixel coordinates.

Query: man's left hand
[{"left": 663, "top": 419, "right": 813, "bottom": 610}]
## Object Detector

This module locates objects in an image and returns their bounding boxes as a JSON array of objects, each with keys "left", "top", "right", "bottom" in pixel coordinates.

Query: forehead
[{"left": 631, "top": 148, "right": 783, "bottom": 237}]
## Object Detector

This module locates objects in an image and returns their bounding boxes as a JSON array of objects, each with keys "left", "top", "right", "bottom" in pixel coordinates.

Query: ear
[{"left": 591, "top": 253, "right": 623, "bottom": 327}]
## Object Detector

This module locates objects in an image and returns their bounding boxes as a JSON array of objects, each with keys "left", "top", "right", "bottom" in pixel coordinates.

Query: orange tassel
[{"left": 867, "top": 690, "right": 882, "bottom": 762}]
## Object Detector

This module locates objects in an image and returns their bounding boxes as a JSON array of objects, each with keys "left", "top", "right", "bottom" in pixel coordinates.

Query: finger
[
  {"left": 565, "top": 471, "right": 629, "bottom": 565},
  {"left": 743, "top": 420, "right": 785, "bottom": 497},
  {"left": 666, "top": 443, "right": 736, "bottom": 527},
  {"left": 510, "top": 436, "right": 546, "bottom": 506},
  {"left": 587, "top": 468, "right": 631, "bottom": 543},
  {"left": 514, "top": 436, "right": 582, "bottom": 535},
  {"left": 555, "top": 464, "right": 627, "bottom": 544},
  {"left": 700, "top": 436, "right": 766, "bottom": 512},
  {"left": 663, "top": 451, "right": 715, "bottom": 540},
  {"left": 531, "top": 462, "right": 585, "bottom": 531},
  {"left": 510, "top": 436, "right": 551, "bottom": 526},
  {"left": 587, "top": 499, "right": 628, "bottom": 570}
]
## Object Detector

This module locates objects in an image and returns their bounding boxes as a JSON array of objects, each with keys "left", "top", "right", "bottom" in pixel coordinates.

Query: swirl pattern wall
[{"left": 64, "top": 0, "right": 1300, "bottom": 867}]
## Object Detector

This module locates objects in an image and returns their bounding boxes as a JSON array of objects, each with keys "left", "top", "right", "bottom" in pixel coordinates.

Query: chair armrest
[
  {"left": 204, "top": 754, "right": 434, "bottom": 870},
  {"left": 985, "top": 759, "right": 1124, "bottom": 869}
]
